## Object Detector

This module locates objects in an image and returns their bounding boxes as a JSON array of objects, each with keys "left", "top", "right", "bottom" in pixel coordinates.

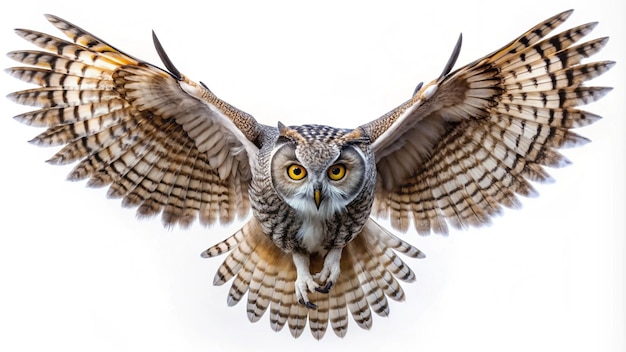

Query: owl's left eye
[{"left": 327, "top": 164, "right": 346, "bottom": 181}]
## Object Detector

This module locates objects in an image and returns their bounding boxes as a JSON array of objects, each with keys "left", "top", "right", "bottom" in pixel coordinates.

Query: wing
[
  {"left": 7, "top": 14, "right": 266, "bottom": 227},
  {"left": 359, "top": 10, "right": 614, "bottom": 234}
]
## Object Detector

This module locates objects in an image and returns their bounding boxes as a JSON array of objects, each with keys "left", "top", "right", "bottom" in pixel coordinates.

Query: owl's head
[{"left": 270, "top": 123, "right": 374, "bottom": 218}]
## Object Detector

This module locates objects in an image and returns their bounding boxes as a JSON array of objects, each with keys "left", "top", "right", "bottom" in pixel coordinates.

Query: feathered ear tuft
[
  {"left": 341, "top": 127, "right": 369, "bottom": 144},
  {"left": 277, "top": 122, "right": 306, "bottom": 144}
]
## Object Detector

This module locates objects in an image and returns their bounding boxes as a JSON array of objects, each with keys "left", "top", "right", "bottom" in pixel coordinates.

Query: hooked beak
[{"left": 314, "top": 189, "right": 322, "bottom": 209}]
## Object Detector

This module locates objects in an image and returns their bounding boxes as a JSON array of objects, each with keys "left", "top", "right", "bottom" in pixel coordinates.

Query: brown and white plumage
[
  {"left": 6, "top": 9, "right": 612, "bottom": 339},
  {"left": 203, "top": 217, "right": 421, "bottom": 339},
  {"left": 7, "top": 15, "right": 260, "bottom": 228},
  {"left": 364, "top": 10, "right": 613, "bottom": 234}
]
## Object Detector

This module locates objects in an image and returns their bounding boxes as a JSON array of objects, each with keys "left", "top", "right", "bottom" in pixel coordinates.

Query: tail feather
[
  {"left": 307, "top": 290, "right": 330, "bottom": 340},
  {"left": 287, "top": 300, "right": 308, "bottom": 338},
  {"left": 247, "top": 257, "right": 271, "bottom": 322},
  {"left": 269, "top": 272, "right": 290, "bottom": 332},
  {"left": 357, "top": 265, "right": 390, "bottom": 316},
  {"left": 202, "top": 217, "right": 423, "bottom": 339},
  {"left": 227, "top": 250, "right": 257, "bottom": 307},
  {"left": 328, "top": 275, "right": 349, "bottom": 337},
  {"left": 341, "top": 256, "right": 372, "bottom": 330}
]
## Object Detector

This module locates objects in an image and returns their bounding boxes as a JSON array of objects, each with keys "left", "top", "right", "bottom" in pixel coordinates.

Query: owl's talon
[
  {"left": 315, "top": 280, "right": 333, "bottom": 294},
  {"left": 299, "top": 298, "right": 318, "bottom": 309},
  {"left": 313, "top": 248, "right": 342, "bottom": 293},
  {"left": 293, "top": 253, "right": 322, "bottom": 309}
]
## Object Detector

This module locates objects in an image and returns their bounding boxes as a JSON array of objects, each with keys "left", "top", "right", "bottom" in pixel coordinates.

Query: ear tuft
[
  {"left": 341, "top": 127, "right": 369, "bottom": 144},
  {"left": 277, "top": 122, "right": 306, "bottom": 144}
]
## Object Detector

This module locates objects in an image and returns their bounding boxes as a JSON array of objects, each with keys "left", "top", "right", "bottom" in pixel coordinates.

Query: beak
[{"left": 314, "top": 189, "right": 322, "bottom": 209}]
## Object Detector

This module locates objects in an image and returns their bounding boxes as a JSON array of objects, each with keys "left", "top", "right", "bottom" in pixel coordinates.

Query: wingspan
[
  {"left": 7, "top": 14, "right": 265, "bottom": 227},
  {"left": 360, "top": 10, "right": 614, "bottom": 234}
]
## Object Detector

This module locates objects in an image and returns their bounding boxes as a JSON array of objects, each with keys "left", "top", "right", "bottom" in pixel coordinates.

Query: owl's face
[{"left": 270, "top": 124, "right": 372, "bottom": 218}]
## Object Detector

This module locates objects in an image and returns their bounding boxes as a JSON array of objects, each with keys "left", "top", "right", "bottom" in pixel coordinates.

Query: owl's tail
[{"left": 201, "top": 218, "right": 424, "bottom": 339}]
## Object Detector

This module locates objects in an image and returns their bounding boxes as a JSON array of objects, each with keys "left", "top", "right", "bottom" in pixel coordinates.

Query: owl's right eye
[{"left": 287, "top": 164, "right": 307, "bottom": 180}]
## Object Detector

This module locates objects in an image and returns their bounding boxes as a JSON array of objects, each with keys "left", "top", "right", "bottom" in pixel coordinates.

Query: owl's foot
[
  {"left": 295, "top": 273, "right": 319, "bottom": 309},
  {"left": 313, "top": 248, "right": 342, "bottom": 294},
  {"left": 292, "top": 252, "right": 320, "bottom": 309}
]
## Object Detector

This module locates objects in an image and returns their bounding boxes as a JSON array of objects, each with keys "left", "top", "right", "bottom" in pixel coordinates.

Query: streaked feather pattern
[
  {"left": 202, "top": 218, "right": 423, "bottom": 339},
  {"left": 7, "top": 14, "right": 260, "bottom": 228},
  {"left": 364, "top": 10, "right": 613, "bottom": 234}
]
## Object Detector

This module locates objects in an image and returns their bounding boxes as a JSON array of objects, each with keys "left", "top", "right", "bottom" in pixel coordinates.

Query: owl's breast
[
  {"left": 250, "top": 189, "right": 372, "bottom": 255},
  {"left": 295, "top": 215, "right": 331, "bottom": 254}
]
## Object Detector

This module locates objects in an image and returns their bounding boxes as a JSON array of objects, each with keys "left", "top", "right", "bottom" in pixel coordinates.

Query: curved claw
[
  {"left": 299, "top": 298, "right": 318, "bottom": 309},
  {"left": 314, "top": 280, "right": 333, "bottom": 294}
]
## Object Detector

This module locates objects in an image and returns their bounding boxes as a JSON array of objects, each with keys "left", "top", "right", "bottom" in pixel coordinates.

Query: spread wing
[
  {"left": 7, "top": 14, "right": 265, "bottom": 227},
  {"left": 360, "top": 10, "right": 614, "bottom": 234}
]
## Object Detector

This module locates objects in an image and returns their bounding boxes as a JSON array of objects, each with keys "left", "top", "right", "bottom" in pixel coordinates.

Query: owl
[{"left": 6, "top": 10, "right": 612, "bottom": 339}]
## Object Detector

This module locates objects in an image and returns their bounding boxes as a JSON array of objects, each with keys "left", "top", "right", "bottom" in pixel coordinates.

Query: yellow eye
[
  {"left": 287, "top": 164, "right": 307, "bottom": 180},
  {"left": 327, "top": 164, "right": 346, "bottom": 181}
]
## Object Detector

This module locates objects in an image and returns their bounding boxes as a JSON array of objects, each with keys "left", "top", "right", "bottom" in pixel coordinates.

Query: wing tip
[
  {"left": 43, "top": 14, "right": 57, "bottom": 21},
  {"left": 556, "top": 9, "right": 574, "bottom": 22},
  {"left": 43, "top": 14, "right": 66, "bottom": 29}
]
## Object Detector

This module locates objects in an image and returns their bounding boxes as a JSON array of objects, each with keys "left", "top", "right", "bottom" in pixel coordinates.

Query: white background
[{"left": 0, "top": 1, "right": 623, "bottom": 351}]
